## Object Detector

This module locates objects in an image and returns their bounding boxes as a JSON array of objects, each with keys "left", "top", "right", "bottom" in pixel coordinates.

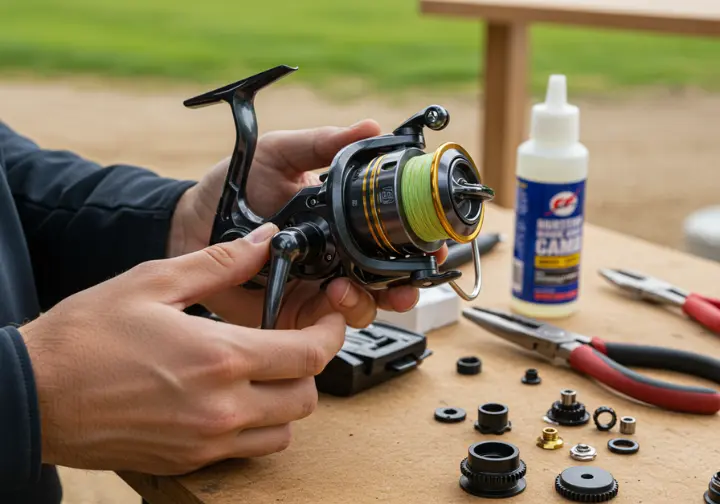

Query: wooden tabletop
[
  {"left": 120, "top": 205, "right": 720, "bottom": 503},
  {"left": 420, "top": 0, "right": 720, "bottom": 36}
]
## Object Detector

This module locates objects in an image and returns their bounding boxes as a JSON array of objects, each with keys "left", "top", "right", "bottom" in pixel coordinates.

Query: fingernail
[
  {"left": 245, "top": 222, "right": 278, "bottom": 244},
  {"left": 337, "top": 282, "right": 360, "bottom": 308}
]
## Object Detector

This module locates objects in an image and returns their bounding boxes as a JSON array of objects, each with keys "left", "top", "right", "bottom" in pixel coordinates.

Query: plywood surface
[
  {"left": 121, "top": 205, "right": 720, "bottom": 504},
  {"left": 420, "top": 0, "right": 720, "bottom": 36}
]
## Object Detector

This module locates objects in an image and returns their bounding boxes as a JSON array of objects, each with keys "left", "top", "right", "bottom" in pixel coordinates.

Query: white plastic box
[{"left": 375, "top": 283, "right": 460, "bottom": 334}]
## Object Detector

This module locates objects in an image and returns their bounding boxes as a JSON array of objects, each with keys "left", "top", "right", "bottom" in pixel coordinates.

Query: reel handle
[
  {"left": 262, "top": 222, "right": 326, "bottom": 329},
  {"left": 183, "top": 65, "right": 298, "bottom": 243}
]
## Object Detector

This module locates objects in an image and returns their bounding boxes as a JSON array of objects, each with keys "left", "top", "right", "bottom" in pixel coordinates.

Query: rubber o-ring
[
  {"left": 457, "top": 356, "right": 481, "bottom": 375},
  {"left": 607, "top": 438, "right": 639, "bottom": 455},
  {"left": 435, "top": 407, "right": 467, "bottom": 423},
  {"left": 593, "top": 406, "right": 618, "bottom": 431}
]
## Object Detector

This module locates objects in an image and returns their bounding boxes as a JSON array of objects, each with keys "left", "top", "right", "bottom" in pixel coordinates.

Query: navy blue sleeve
[
  {"left": 0, "top": 121, "right": 196, "bottom": 310},
  {"left": 0, "top": 326, "right": 41, "bottom": 491}
]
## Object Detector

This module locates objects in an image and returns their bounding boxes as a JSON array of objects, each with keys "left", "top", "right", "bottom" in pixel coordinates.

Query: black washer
[
  {"left": 607, "top": 438, "right": 639, "bottom": 455},
  {"left": 593, "top": 406, "right": 618, "bottom": 431},
  {"left": 457, "top": 356, "right": 482, "bottom": 375},
  {"left": 555, "top": 466, "right": 619, "bottom": 502},
  {"left": 434, "top": 407, "right": 467, "bottom": 423}
]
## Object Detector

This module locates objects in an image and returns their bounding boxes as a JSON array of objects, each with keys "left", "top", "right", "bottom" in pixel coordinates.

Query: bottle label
[{"left": 512, "top": 177, "right": 585, "bottom": 304}]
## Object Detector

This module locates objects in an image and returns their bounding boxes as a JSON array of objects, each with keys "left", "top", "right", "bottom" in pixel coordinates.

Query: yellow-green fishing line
[{"left": 401, "top": 154, "right": 450, "bottom": 242}]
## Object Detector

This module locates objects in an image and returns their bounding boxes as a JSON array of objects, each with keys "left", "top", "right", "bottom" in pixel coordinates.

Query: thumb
[
  {"left": 269, "top": 119, "right": 382, "bottom": 174},
  {"left": 143, "top": 222, "right": 278, "bottom": 309}
]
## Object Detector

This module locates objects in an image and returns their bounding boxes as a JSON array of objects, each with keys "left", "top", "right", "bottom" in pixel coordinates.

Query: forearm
[
  {"left": 1, "top": 121, "right": 195, "bottom": 309},
  {"left": 0, "top": 326, "right": 41, "bottom": 491}
]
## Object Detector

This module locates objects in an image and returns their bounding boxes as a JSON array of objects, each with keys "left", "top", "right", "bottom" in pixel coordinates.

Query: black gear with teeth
[
  {"left": 459, "top": 441, "right": 527, "bottom": 499},
  {"left": 546, "top": 399, "right": 590, "bottom": 426},
  {"left": 555, "top": 466, "right": 619, "bottom": 502}
]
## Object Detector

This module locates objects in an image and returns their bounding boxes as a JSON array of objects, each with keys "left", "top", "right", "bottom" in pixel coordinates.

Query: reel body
[{"left": 184, "top": 65, "right": 494, "bottom": 329}]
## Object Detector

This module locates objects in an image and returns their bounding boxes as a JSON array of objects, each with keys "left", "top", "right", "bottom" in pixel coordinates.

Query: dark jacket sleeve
[
  {"left": 0, "top": 121, "right": 196, "bottom": 310},
  {"left": 0, "top": 326, "right": 41, "bottom": 490}
]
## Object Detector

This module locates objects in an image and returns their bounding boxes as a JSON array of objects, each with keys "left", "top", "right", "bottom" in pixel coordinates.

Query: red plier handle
[
  {"left": 683, "top": 293, "right": 720, "bottom": 334},
  {"left": 567, "top": 337, "right": 720, "bottom": 414}
]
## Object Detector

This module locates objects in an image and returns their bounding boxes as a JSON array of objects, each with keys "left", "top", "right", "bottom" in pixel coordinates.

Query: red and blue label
[{"left": 512, "top": 177, "right": 586, "bottom": 304}]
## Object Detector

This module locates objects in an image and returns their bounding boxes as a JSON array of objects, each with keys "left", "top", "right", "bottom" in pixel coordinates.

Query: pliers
[
  {"left": 599, "top": 268, "right": 720, "bottom": 335},
  {"left": 462, "top": 307, "right": 720, "bottom": 414}
]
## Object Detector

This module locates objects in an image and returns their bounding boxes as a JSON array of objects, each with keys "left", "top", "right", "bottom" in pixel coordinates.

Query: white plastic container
[{"left": 510, "top": 75, "right": 589, "bottom": 318}]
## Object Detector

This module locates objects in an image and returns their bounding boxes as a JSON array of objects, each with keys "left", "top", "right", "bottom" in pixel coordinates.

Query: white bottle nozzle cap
[
  {"left": 545, "top": 75, "right": 567, "bottom": 109},
  {"left": 530, "top": 74, "right": 579, "bottom": 144}
]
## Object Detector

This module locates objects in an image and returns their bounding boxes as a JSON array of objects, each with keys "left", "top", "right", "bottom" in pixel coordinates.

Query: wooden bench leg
[{"left": 481, "top": 21, "right": 529, "bottom": 208}]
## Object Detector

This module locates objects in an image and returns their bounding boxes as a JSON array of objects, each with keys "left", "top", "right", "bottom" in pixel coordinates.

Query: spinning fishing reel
[{"left": 184, "top": 65, "right": 495, "bottom": 329}]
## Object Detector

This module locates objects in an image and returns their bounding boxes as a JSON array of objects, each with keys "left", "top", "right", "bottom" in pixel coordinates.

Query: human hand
[
  {"left": 169, "top": 120, "right": 447, "bottom": 329},
  {"left": 19, "top": 225, "right": 345, "bottom": 475}
]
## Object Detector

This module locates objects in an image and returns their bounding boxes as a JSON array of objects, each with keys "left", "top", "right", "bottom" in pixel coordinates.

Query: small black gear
[
  {"left": 459, "top": 441, "right": 527, "bottom": 499},
  {"left": 555, "top": 466, "right": 619, "bottom": 502},
  {"left": 546, "top": 390, "right": 590, "bottom": 426},
  {"left": 705, "top": 471, "right": 720, "bottom": 503}
]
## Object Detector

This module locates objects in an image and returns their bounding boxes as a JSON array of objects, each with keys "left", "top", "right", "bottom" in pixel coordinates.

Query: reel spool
[{"left": 184, "top": 65, "right": 495, "bottom": 329}]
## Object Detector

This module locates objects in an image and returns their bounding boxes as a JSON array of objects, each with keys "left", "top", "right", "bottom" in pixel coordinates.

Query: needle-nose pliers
[
  {"left": 599, "top": 268, "right": 720, "bottom": 335},
  {"left": 462, "top": 306, "right": 720, "bottom": 414}
]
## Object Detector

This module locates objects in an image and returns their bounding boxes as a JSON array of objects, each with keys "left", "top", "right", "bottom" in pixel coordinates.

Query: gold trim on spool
[
  {"left": 370, "top": 155, "right": 401, "bottom": 255},
  {"left": 429, "top": 142, "right": 485, "bottom": 243},
  {"left": 362, "top": 156, "right": 384, "bottom": 251}
]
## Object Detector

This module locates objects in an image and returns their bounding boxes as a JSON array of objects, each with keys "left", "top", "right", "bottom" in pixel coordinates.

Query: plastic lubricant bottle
[{"left": 510, "top": 74, "right": 588, "bottom": 318}]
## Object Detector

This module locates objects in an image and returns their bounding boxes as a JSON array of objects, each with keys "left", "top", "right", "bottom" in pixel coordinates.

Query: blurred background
[{"left": 1, "top": 0, "right": 719, "bottom": 502}]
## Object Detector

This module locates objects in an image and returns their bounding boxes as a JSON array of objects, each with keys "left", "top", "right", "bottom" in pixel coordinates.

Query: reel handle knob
[{"left": 262, "top": 223, "right": 325, "bottom": 329}]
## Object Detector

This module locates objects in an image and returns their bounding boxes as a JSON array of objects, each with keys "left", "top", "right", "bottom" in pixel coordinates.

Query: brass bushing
[{"left": 536, "top": 427, "right": 564, "bottom": 450}]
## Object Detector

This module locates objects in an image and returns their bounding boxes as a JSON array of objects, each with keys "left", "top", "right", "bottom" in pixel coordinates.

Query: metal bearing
[
  {"left": 593, "top": 406, "right": 617, "bottom": 431},
  {"left": 608, "top": 438, "right": 639, "bottom": 455},
  {"left": 434, "top": 407, "right": 467, "bottom": 423},
  {"left": 619, "top": 416, "right": 636, "bottom": 435}
]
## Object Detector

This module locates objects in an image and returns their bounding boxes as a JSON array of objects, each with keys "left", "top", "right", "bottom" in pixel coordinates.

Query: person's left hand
[{"left": 169, "top": 119, "right": 447, "bottom": 329}]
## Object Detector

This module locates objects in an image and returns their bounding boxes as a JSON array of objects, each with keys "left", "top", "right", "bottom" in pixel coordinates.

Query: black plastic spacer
[
  {"left": 457, "top": 356, "right": 482, "bottom": 375},
  {"left": 521, "top": 368, "right": 542, "bottom": 385}
]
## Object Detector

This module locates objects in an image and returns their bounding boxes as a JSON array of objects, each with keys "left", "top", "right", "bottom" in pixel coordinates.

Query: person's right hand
[{"left": 18, "top": 223, "right": 346, "bottom": 476}]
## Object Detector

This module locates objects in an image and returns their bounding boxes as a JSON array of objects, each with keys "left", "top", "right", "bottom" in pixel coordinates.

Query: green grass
[{"left": 1, "top": 0, "right": 720, "bottom": 96}]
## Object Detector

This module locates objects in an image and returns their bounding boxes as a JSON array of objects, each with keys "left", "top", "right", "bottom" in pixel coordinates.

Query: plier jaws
[
  {"left": 600, "top": 268, "right": 720, "bottom": 335},
  {"left": 598, "top": 268, "right": 688, "bottom": 305},
  {"left": 461, "top": 307, "right": 589, "bottom": 362}
]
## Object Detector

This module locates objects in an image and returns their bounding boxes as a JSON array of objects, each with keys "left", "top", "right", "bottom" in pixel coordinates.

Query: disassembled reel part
[
  {"left": 521, "top": 368, "right": 542, "bottom": 385},
  {"left": 569, "top": 444, "right": 597, "bottom": 462},
  {"left": 434, "top": 407, "right": 467, "bottom": 423},
  {"left": 459, "top": 441, "right": 527, "bottom": 499},
  {"left": 474, "top": 403, "right": 512, "bottom": 435},
  {"left": 457, "top": 356, "right": 482, "bottom": 375},
  {"left": 184, "top": 65, "right": 494, "bottom": 329},
  {"left": 619, "top": 416, "right": 636, "bottom": 435},
  {"left": 545, "top": 389, "right": 590, "bottom": 427},
  {"left": 705, "top": 471, "right": 720, "bottom": 504},
  {"left": 592, "top": 406, "right": 617, "bottom": 432},
  {"left": 536, "top": 427, "right": 564, "bottom": 450},
  {"left": 607, "top": 438, "right": 639, "bottom": 455},
  {"left": 555, "top": 466, "right": 619, "bottom": 502}
]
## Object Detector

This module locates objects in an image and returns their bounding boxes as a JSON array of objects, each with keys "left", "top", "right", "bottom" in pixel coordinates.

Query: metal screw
[
  {"left": 324, "top": 254, "right": 333, "bottom": 262},
  {"left": 308, "top": 197, "right": 317, "bottom": 207},
  {"left": 427, "top": 110, "right": 438, "bottom": 123}
]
